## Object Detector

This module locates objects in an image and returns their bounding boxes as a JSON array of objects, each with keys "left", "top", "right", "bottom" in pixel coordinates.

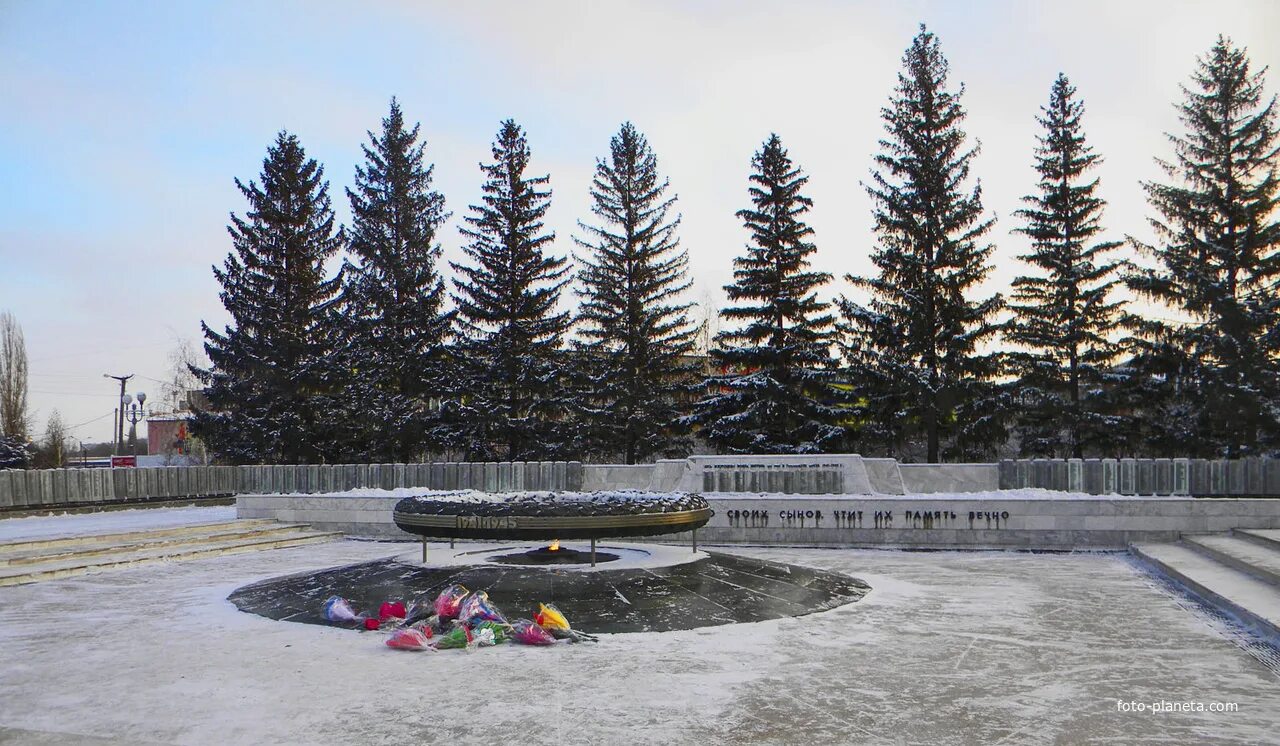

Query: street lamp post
[
  {"left": 122, "top": 392, "right": 147, "bottom": 458},
  {"left": 104, "top": 373, "right": 134, "bottom": 455}
]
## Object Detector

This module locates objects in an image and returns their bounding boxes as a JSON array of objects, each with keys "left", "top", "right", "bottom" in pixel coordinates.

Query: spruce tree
[
  {"left": 1125, "top": 36, "right": 1280, "bottom": 457},
  {"left": 342, "top": 98, "right": 452, "bottom": 463},
  {"left": 574, "top": 122, "right": 698, "bottom": 463},
  {"left": 690, "top": 133, "right": 840, "bottom": 454},
  {"left": 1008, "top": 74, "right": 1126, "bottom": 458},
  {"left": 838, "top": 25, "right": 1004, "bottom": 462},
  {"left": 450, "top": 120, "right": 571, "bottom": 461},
  {"left": 192, "top": 131, "right": 345, "bottom": 464},
  {"left": 0, "top": 436, "right": 32, "bottom": 470}
]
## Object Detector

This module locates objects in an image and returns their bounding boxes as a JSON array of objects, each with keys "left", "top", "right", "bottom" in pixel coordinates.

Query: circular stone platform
[
  {"left": 228, "top": 545, "right": 870, "bottom": 634},
  {"left": 392, "top": 490, "right": 712, "bottom": 540}
]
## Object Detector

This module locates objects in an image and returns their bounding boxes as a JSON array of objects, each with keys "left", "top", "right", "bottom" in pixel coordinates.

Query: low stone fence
[
  {"left": 0, "top": 467, "right": 241, "bottom": 511},
  {"left": 998, "top": 458, "right": 1280, "bottom": 496},
  {"left": 0, "top": 461, "right": 585, "bottom": 511},
  {"left": 11, "top": 455, "right": 1280, "bottom": 513}
]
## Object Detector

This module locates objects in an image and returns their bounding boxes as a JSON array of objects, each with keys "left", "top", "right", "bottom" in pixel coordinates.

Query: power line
[
  {"left": 27, "top": 340, "right": 171, "bottom": 364},
  {"left": 31, "top": 410, "right": 116, "bottom": 441},
  {"left": 133, "top": 374, "right": 171, "bottom": 386},
  {"left": 28, "top": 389, "right": 124, "bottom": 397},
  {"left": 27, "top": 411, "right": 116, "bottom": 445},
  {"left": 64, "top": 411, "right": 116, "bottom": 431}
]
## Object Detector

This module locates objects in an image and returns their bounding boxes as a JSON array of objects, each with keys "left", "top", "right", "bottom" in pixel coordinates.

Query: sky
[{"left": 1, "top": 0, "right": 1278, "bottom": 445}]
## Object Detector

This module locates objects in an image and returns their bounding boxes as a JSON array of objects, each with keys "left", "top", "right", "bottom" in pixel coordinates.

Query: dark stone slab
[
  {"left": 1228, "top": 460, "right": 1246, "bottom": 495},
  {"left": 1083, "top": 460, "right": 1103, "bottom": 495},
  {"left": 227, "top": 551, "right": 870, "bottom": 635},
  {"left": 1265, "top": 459, "right": 1280, "bottom": 495},
  {"left": 1137, "top": 460, "right": 1156, "bottom": 495},
  {"left": 1155, "top": 459, "right": 1173, "bottom": 495},
  {"left": 1032, "top": 460, "right": 1050, "bottom": 490},
  {"left": 1189, "top": 459, "right": 1210, "bottom": 496},
  {"left": 1245, "top": 457, "right": 1265, "bottom": 495},
  {"left": 997, "top": 460, "right": 1015, "bottom": 489},
  {"left": 1050, "top": 461, "right": 1069, "bottom": 492}
]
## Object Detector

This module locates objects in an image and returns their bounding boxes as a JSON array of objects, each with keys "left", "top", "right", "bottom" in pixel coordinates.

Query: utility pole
[{"left": 104, "top": 373, "right": 133, "bottom": 456}]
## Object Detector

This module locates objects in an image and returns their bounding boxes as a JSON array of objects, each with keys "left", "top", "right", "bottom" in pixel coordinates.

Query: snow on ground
[
  {"left": 0, "top": 505, "right": 236, "bottom": 542},
  {"left": 1, "top": 530, "right": 1278, "bottom": 744}
]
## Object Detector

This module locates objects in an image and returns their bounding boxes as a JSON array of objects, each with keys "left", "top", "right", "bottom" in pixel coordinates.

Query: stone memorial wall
[
  {"left": 0, "top": 461, "right": 584, "bottom": 511},
  {"left": 998, "top": 457, "right": 1280, "bottom": 496},
  {"left": 9, "top": 454, "right": 1280, "bottom": 513},
  {"left": 669, "top": 495, "right": 1280, "bottom": 550}
]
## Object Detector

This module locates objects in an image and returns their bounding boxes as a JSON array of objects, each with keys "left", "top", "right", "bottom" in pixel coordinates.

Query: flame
[{"left": 548, "top": 539, "right": 560, "bottom": 552}]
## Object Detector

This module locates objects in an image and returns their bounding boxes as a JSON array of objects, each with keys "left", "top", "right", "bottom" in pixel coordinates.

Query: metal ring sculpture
[{"left": 393, "top": 490, "right": 712, "bottom": 541}]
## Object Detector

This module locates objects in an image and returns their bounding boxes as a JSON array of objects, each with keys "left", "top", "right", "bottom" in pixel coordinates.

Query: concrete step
[
  {"left": 1131, "top": 541, "right": 1280, "bottom": 639},
  {"left": 0, "top": 519, "right": 281, "bottom": 554},
  {"left": 0, "top": 523, "right": 322, "bottom": 568},
  {"left": 1183, "top": 534, "right": 1280, "bottom": 587},
  {"left": 1234, "top": 528, "right": 1280, "bottom": 552},
  {"left": 0, "top": 529, "right": 343, "bottom": 587}
]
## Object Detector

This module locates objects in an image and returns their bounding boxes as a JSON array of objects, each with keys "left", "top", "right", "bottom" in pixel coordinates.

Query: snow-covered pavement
[
  {"left": 0, "top": 508, "right": 1277, "bottom": 744},
  {"left": 0, "top": 505, "right": 236, "bottom": 542}
]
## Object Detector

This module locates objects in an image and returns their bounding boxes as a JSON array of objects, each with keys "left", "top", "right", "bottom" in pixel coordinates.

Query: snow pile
[{"left": 401, "top": 489, "right": 691, "bottom": 505}]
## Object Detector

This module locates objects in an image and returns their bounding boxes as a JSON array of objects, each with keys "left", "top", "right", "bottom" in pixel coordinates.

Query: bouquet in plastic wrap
[
  {"left": 403, "top": 598, "right": 435, "bottom": 627},
  {"left": 472, "top": 620, "right": 510, "bottom": 646},
  {"left": 510, "top": 619, "right": 557, "bottom": 646},
  {"left": 535, "top": 602, "right": 598, "bottom": 643},
  {"left": 321, "top": 596, "right": 361, "bottom": 624},
  {"left": 457, "top": 591, "right": 508, "bottom": 628},
  {"left": 385, "top": 627, "right": 433, "bottom": 651},
  {"left": 378, "top": 601, "right": 407, "bottom": 622},
  {"left": 431, "top": 625, "right": 475, "bottom": 651},
  {"left": 433, "top": 584, "right": 470, "bottom": 621}
]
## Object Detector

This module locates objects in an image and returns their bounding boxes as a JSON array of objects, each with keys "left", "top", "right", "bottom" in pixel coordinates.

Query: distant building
[{"left": 145, "top": 413, "right": 191, "bottom": 457}]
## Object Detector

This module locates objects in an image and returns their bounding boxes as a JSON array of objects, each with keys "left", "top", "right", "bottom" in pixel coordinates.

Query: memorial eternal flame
[{"left": 6, "top": 452, "right": 1280, "bottom": 638}]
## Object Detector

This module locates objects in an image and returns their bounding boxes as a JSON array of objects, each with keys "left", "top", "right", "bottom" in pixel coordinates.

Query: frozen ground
[
  {"left": 0, "top": 505, "right": 236, "bottom": 542},
  {"left": 1, "top": 508, "right": 1278, "bottom": 744}
]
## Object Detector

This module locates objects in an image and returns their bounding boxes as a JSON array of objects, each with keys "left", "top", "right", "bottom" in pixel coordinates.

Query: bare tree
[
  {"left": 0, "top": 311, "right": 29, "bottom": 440},
  {"left": 162, "top": 337, "right": 204, "bottom": 412},
  {"left": 692, "top": 289, "right": 723, "bottom": 355},
  {"left": 37, "top": 409, "right": 68, "bottom": 468}
]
